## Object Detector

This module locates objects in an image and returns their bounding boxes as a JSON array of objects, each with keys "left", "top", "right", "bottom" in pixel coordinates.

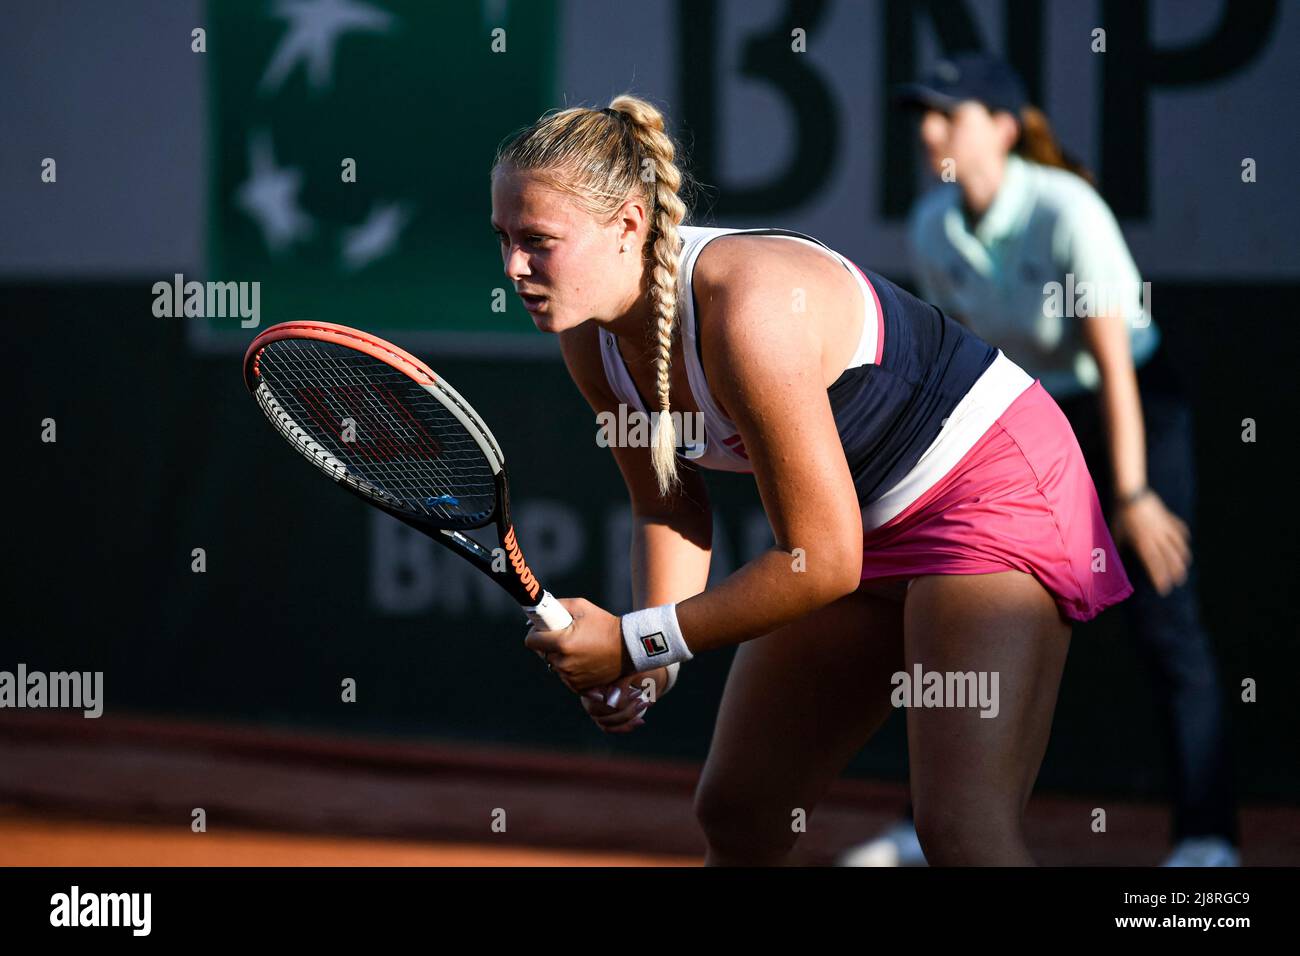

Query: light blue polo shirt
[{"left": 908, "top": 154, "right": 1159, "bottom": 399}]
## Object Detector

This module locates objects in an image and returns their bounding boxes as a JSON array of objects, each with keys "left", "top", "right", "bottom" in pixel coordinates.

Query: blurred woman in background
[{"left": 843, "top": 54, "right": 1237, "bottom": 868}]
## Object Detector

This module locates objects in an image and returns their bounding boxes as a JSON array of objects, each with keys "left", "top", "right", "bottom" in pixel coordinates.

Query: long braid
[{"left": 609, "top": 95, "right": 687, "bottom": 496}]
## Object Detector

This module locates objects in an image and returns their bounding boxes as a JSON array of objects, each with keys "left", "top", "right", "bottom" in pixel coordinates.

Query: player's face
[
  {"left": 491, "top": 168, "right": 628, "bottom": 334},
  {"left": 918, "top": 102, "right": 1010, "bottom": 178}
]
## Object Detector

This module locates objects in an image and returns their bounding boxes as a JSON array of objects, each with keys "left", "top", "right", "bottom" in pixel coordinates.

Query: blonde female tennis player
[{"left": 506, "top": 94, "right": 1132, "bottom": 866}]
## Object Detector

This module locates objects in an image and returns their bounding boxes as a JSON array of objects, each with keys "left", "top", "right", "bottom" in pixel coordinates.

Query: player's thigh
[
  {"left": 695, "top": 586, "right": 905, "bottom": 825},
  {"left": 903, "top": 571, "right": 1071, "bottom": 820}
]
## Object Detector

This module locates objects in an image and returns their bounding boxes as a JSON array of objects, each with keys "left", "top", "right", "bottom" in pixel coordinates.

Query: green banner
[{"left": 204, "top": 0, "right": 560, "bottom": 354}]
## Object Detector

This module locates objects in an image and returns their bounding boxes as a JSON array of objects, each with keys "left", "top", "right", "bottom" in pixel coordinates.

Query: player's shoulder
[
  {"left": 691, "top": 228, "right": 836, "bottom": 304},
  {"left": 688, "top": 232, "right": 829, "bottom": 393}
]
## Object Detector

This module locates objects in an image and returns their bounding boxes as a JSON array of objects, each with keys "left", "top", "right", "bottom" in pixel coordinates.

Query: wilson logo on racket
[
  {"left": 503, "top": 525, "right": 540, "bottom": 601},
  {"left": 641, "top": 633, "right": 669, "bottom": 656},
  {"left": 291, "top": 384, "right": 443, "bottom": 462},
  {"left": 245, "top": 321, "right": 572, "bottom": 635}
]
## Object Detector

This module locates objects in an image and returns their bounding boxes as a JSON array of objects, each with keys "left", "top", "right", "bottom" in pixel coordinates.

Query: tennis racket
[{"left": 242, "top": 320, "right": 572, "bottom": 631}]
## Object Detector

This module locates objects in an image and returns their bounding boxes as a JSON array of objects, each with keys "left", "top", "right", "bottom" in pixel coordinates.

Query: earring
[{"left": 620, "top": 244, "right": 628, "bottom": 253}]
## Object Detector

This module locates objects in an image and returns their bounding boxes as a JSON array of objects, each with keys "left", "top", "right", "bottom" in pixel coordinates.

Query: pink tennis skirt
[{"left": 860, "top": 381, "right": 1133, "bottom": 623}]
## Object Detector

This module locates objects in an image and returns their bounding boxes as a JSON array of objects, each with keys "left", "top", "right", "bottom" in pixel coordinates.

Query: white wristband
[{"left": 621, "top": 603, "right": 694, "bottom": 673}]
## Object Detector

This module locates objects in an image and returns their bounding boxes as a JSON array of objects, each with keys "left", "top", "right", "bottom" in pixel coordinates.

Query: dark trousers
[{"left": 1054, "top": 346, "right": 1237, "bottom": 843}]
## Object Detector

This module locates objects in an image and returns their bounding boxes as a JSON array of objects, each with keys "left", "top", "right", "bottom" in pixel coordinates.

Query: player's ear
[{"left": 614, "top": 196, "right": 648, "bottom": 251}]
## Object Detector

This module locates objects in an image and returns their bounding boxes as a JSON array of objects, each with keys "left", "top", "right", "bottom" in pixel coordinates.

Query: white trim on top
[{"left": 863, "top": 351, "right": 1034, "bottom": 531}]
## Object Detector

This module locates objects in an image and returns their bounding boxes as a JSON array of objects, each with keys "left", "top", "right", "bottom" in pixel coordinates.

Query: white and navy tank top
[{"left": 598, "top": 225, "right": 1034, "bottom": 530}]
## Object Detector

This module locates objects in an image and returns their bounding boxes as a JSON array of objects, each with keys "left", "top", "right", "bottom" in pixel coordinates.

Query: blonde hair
[
  {"left": 493, "top": 94, "right": 691, "bottom": 497},
  {"left": 1014, "top": 105, "right": 1095, "bottom": 185}
]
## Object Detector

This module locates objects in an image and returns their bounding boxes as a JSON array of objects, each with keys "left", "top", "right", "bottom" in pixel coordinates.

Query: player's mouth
[{"left": 519, "top": 293, "right": 548, "bottom": 313}]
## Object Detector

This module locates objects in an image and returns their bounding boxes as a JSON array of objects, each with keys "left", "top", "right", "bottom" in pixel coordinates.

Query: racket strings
[{"left": 256, "top": 340, "right": 496, "bottom": 524}]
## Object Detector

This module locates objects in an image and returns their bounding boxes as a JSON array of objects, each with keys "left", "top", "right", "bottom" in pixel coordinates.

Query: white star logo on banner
[
  {"left": 236, "top": 131, "right": 316, "bottom": 254},
  {"left": 341, "top": 202, "right": 413, "bottom": 271},
  {"left": 261, "top": 0, "right": 396, "bottom": 94}
]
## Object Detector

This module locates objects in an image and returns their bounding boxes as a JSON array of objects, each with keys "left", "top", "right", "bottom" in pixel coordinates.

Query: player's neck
[{"left": 600, "top": 272, "right": 659, "bottom": 350}]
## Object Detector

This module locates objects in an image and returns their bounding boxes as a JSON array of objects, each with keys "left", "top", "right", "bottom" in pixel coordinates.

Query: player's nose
[{"left": 504, "top": 245, "right": 531, "bottom": 281}]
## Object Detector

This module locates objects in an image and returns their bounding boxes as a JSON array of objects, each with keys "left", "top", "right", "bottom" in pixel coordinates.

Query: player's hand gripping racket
[{"left": 243, "top": 321, "right": 572, "bottom": 632}]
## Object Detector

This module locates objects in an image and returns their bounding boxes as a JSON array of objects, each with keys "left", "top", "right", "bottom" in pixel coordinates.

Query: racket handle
[{"left": 524, "top": 591, "right": 573, "bottom": 631}]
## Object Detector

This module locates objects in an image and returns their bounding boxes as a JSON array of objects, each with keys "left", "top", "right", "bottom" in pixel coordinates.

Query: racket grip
[{"left": 524, "top": 591, "right": 573, "bottom": 631}]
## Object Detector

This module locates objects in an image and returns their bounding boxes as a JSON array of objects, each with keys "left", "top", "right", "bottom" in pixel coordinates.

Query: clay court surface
[
  {"left": 2, "top": 713, "right": 1295, "bottom": 867},
  {"left": 0, "top": 813, "right": 689, "bottom": 866}
]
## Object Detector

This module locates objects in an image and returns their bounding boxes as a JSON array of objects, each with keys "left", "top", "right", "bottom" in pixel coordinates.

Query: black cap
[{"left": 894, "top": 52, "right": 1028, "bottom": 116}]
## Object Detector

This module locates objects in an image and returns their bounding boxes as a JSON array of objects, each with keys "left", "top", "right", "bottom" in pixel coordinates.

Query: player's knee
[
  {"left": 694, "top": 785, "right": 798, "bottom": 861},
  {"left": 913, "top": 797, "right": 1020, "bottom": 866}
]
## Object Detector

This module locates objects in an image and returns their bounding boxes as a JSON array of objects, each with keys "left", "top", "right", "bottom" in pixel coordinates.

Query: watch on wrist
[{"left": 1117, "top": 485, "right": 1152, "bottom": 509}]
